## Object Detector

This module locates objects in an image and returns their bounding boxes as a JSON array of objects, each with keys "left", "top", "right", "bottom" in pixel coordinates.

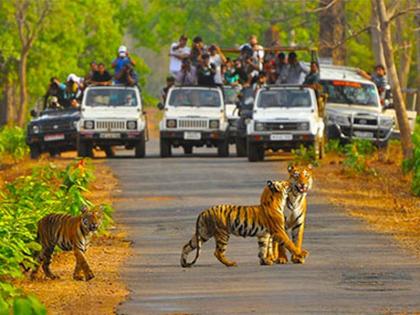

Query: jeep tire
[
  {"left": 247, "top": 141, "right": 264, "bottom": 162},
  {"left": 135, "top": 134, "right": 146, "bottom": 158},
  {"left": 235, "top": 137, "right": 247, "bottom": 157},
  {"left": 77, "top": 137, "right": 93, "bottom": 158},
  {"left": 183, "top": 145, "right": 193, "bottom": 155},
  {"left": 160, "top": 138, "right": 171, "bottom": 158},
  {"left": 29, "top": 145, "right": 41, "bottom": 160},
  {"left": 217, "top": 139, "right": 229, "bottom": 157}
]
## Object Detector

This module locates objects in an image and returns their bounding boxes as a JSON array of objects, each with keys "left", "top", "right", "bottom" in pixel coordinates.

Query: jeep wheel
[
  {"left": 77, "top": 138, "right": 93, "bottom": 158},
  {"left": 160, "top": 138, "right": 171, "bottom": 158},
  {"left": 49, "top": 148, "right": 60, "bottom": 158},
  {"left": 183, "top": 145, "right": 193, "bottom": 155},
  {"left": 29, "top": 145, "right": 41, "bottom": 160},
  {"left": 217, "top": 139, "right": 229, "bottom": 157},
  {"left": 104, "top": 146, "right": 115, "bottom": 158},
  {"left": 235, "top": 137, "right": 247, "bottom": 157},
  {"left": 135, "top": 134, "right": 146, "bottom": 158},
  {"left": 247, "top": 141, "right": 264, "bottom": 162}
]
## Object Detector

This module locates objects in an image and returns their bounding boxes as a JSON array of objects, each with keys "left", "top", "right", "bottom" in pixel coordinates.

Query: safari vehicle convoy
[
  {"left": 77, "top": 85, "right": 148, "bottom": 158},
  {"left": 26, "top": 107, "right": 80, "bottom": 159},
  {"left": 158, "top": 86, "right": 229, "bottom": 157},
  {"left": 247, "top": 85, "right": 325, "bottom": 162}
]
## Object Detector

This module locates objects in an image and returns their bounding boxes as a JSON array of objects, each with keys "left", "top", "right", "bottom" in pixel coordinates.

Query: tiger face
[
  {"left": 288, "top": 164, "right": 313, "bottom": 193},
  {"left": 81, "top": 206, "right": 102, "bottom": 232}
]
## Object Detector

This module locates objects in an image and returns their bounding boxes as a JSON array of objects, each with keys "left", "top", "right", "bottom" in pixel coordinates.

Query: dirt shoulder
[
  {"left": 1, "top": 153, "right": 131, "bottom": 315},
  {"left": 315, "top": 144, "right": 420, "bottom": 258}
]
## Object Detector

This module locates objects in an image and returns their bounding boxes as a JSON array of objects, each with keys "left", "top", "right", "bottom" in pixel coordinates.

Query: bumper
[
  {"left": 160, "top": 130, "right": 227, "bottom": 146},
  {"left": 328, "top": 123, "right": 393, "bottom": 143},
  {"left": 79, "top": 131, "right": 144, "bottom": 145},
  {"left": 247, "top": 133, "right": 315, "bottom": 150},
  {"left": 26, "top": 131, "right": 77, "bottom": 151}
]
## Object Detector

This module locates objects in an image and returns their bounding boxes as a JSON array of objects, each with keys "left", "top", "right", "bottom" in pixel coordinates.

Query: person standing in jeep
[{"left": 197, "top": 53, "right": 216, "bottom": 86}]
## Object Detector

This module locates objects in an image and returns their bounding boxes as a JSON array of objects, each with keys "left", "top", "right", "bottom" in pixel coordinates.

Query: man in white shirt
[
  {"left": 169, "top": 35, "right": 190, "bottom": 77},
  {"left": 240, "top": 35, "right": 264, "bottom": 72}
]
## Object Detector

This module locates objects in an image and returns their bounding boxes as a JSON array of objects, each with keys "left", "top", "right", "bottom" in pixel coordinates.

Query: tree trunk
[
  {"left": 319, "top": 0, "right": 346, "bottom": 65},
  {"left": 395, "top": 11, "right": 413, "bottom": 91},
  {"left": 17, "top": 50, "right": 28, "bottom": 127},
  {"left": 370, "top": 0, "right": 386, "bottom": 66},
  {"left": 376, "top": 0, "right": 413, "bottom": 159}
]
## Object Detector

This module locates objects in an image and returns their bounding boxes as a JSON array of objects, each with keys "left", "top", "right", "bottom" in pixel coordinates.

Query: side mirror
[
  {"left": 157, "top": 102, "right": 164, "bottom": 110},
  {"left": 30, "top": 109, "right": 38, "bottom": 118}
]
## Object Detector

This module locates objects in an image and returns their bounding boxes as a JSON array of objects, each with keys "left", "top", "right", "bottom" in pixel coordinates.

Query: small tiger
[
  {"left": 180, "top": 180, "right": 308, "bottom": 267},
  {"left": 269, "top": 164, "right": 313, "bottom": 264},
  {"left": 31, "top": 206, "right": 102, "bottom": 281}
]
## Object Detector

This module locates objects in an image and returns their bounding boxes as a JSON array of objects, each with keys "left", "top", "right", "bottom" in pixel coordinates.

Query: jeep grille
[
  {"left": 96, "top": 121, "right": 126, "bottom": 130},
  {"left": 178, "top": 119, "right": 208, "bottom": 129}
]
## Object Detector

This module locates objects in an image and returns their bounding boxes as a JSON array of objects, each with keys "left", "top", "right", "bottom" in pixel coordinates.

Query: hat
[
  {"left": 67, "top": 73, "right": 78, "bottom": 82},
  {"left": 118, "top": 45, "right": 128, "bottom": 57}
]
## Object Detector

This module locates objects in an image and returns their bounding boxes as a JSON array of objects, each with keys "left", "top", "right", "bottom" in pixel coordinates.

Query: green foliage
[
  {"left": 292, "top": 145, "right": 319, "bottom": 166},
  {"left": 325, "top": 139, "right": 345, "bottom": 155},
  {"left": 0, "top": 126, "right": 29, "bottom": 161},
  {"left": 402, "top": 117, "right": 420, "bottom": 195},
  {"left": 343, "top": 139, "right": 376, "bottom": 175},
  {"left": 0, "top": 159, "right": 113, "bottom": 313}
]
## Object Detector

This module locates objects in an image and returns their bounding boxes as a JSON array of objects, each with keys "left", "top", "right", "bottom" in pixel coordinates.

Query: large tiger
[
  {"left": 268, "top": 164, "right": 313, "bottom": 264},
  {"left": 180, "top": 180, "right": 309, "bottom": 267},
  {"left": 30, "top": 206, "right": 102, "bottom": 281}
]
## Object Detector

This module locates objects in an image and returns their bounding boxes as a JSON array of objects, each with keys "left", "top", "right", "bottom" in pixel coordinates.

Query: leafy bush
[
  {"left": 343, "top": 139, "right": 376, "bottom": 175},
  {"left": 0, "top": 159, "right": 113, "bottom": 313},
  {"left": 325, "top": 139, "right": 345, "bottom": 155},
  {"left": 0, "top": 126, "right": 29, "bottom": 161},
  {"left": 402, "top": 117, "right": 420, "bottom": 195},
  {"left": 292, "top": 145, "right": 319, "bottom": 166}
]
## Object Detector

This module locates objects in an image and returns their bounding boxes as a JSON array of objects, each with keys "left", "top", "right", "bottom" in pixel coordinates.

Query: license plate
[
  {"left": 99, "top": 133, "right": 120, "bottom": 139},
  {"left": 184, "top": 132, "right": 201, "bottom": 140},
  {"left": 354, "top": 131, "right": 374, "bottom": 138},
  {"left": 270, "top": 134, "right": 293, "bottom": 141},
  {"left": 44, "top": 134, "right": 65, "bottom": 142}
]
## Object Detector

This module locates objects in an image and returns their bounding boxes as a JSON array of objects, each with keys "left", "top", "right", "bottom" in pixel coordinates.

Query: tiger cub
[
  {"left": 181, "top": 180, "right": 308, "bottom": 267},
  {"left": 268, "top": 164, "right": 313, "bottom": 264},
  {"left": 31, "top": 206, "right": 102, "bottom": 281}
]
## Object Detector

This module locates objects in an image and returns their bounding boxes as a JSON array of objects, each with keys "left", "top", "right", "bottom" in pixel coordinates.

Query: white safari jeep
[
  {"left": 158, "top": 86, "right": 229, "bottom": 157},
  {"left": 247, "top": 85, "right": 325, "bottom": 162},
  {"left": 320, "top": 64, "right": 397, "bottom": 146},
  {"left": 77, "top": 85, "right": 147, "bottom": 158}
]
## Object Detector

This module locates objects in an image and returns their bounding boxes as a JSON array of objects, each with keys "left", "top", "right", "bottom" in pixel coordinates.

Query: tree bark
[
  {"left": 370, "top": 0, "right": 386, "bottom": 66},
  {"left": 416, "top": 0, "right": 420, "bottom": 113},
  {"left": 17, "top": 50, "right": 28, "bottom": 127},
  {"left": 319, "top": 0, "right": 346, "bottom": 65},
  {"left": 394, "top": 6, "right": 413, "bottom": 91},
  {"left": 376, "top": 0, "right": 413, "bottom": 159}
]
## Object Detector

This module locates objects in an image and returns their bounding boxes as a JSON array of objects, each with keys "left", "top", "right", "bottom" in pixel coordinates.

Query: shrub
[
  {"left": 402, "top": 117, "right": 420, "bottom": 195},
  {"left": 343, "top": 139, "right": 376, "bottom": 175},
  {"left": 292, "top": 145, "right": 319, "bottom": 166},
  {"left": 325, "top": 139, "right": 345, "bottom": 155},
  {"left": 0, "top": 126, "right": 29, "bottom": 161}
]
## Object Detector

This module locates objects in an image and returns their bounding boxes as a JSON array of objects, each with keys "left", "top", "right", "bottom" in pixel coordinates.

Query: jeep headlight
[
  {"left": 297, "top": 122, "right": 309, "bottom": 131},
  {"left": 380, "top": 117, "right": 394, "bottom": 128},
  {"left": 209, "top": 120, "right": 219, "bottom": 129},
  {"left": 127, "top": 120, "right": 137, "bottom": 130},
  {"left": 84, "top": 120, "right": 94, "bottom": 129},
  {"left": 166, "top": 119, "right": 177, "bottom": 128},
  {"left": 32, "top": 125, "right": 40, "bottom": 134},
  {"left": 255, "top": 122, "right": 264, "bottom": 131},
  {"left": 329, "top": 114, "right": 349, "bottom": 126}
]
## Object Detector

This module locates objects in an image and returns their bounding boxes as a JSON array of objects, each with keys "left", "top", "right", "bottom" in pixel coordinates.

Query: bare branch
[
  {"left": 327, "top": 25, "right": 372, "bottom": 50},
  {"left": 389, "top": 6, "right": 420, "bottom": 23}
]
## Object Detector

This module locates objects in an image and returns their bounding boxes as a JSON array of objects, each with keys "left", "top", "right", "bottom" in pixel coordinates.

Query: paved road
[{"left": 108, "top": 140, "right": 420, "bottom": 315}]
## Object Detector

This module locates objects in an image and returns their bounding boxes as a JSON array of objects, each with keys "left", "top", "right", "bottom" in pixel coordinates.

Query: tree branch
[{"left": 388, "top": 6, "right": 420, "bottom": 23}]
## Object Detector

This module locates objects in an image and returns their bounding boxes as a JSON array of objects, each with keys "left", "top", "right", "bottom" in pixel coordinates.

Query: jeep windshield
[
  {"left": 168, "top": 89, "right": 221, "bottom": 108},
  {"left": 257, "top": 89, "right": 311, "bottom": 108},
  {"left": 321, "top": 80, "right": 379, "bottom": 107},
  {"left": 84, "top": 88, "right": 138, "bottom": 107}
]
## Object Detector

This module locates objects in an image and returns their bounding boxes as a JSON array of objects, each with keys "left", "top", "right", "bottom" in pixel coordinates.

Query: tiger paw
[
  {"left": 259, "top": 258, "right": 274, "bottom": 266},
  {"left": 291, "top": 255, "right": 305, "bottom": 264},
  {"left": 275, "top": 256, "right": 288, "bottom": 264},
  {"left": 73, "top": 274, "right": 84, "bottom": 281},
  {"left": 46, "top": 273, "right": 60, "bottom": 280},
  {"left": 225, "top": 261, "right": 238, "bottom": 267},
  {"left": 85, "top": 273, "right": 95, "bottom": 281}
]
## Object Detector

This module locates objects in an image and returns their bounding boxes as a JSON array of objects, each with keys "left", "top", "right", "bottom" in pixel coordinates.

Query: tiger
[
  {"left": 30, "top": 205, "right": 102, "bottom": 281},
  {"left": 180, "top": 180, "right": 309, "bottom": 267},
  {"left": 268, "top": 164, "right": 313, "bottom": 264}
]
